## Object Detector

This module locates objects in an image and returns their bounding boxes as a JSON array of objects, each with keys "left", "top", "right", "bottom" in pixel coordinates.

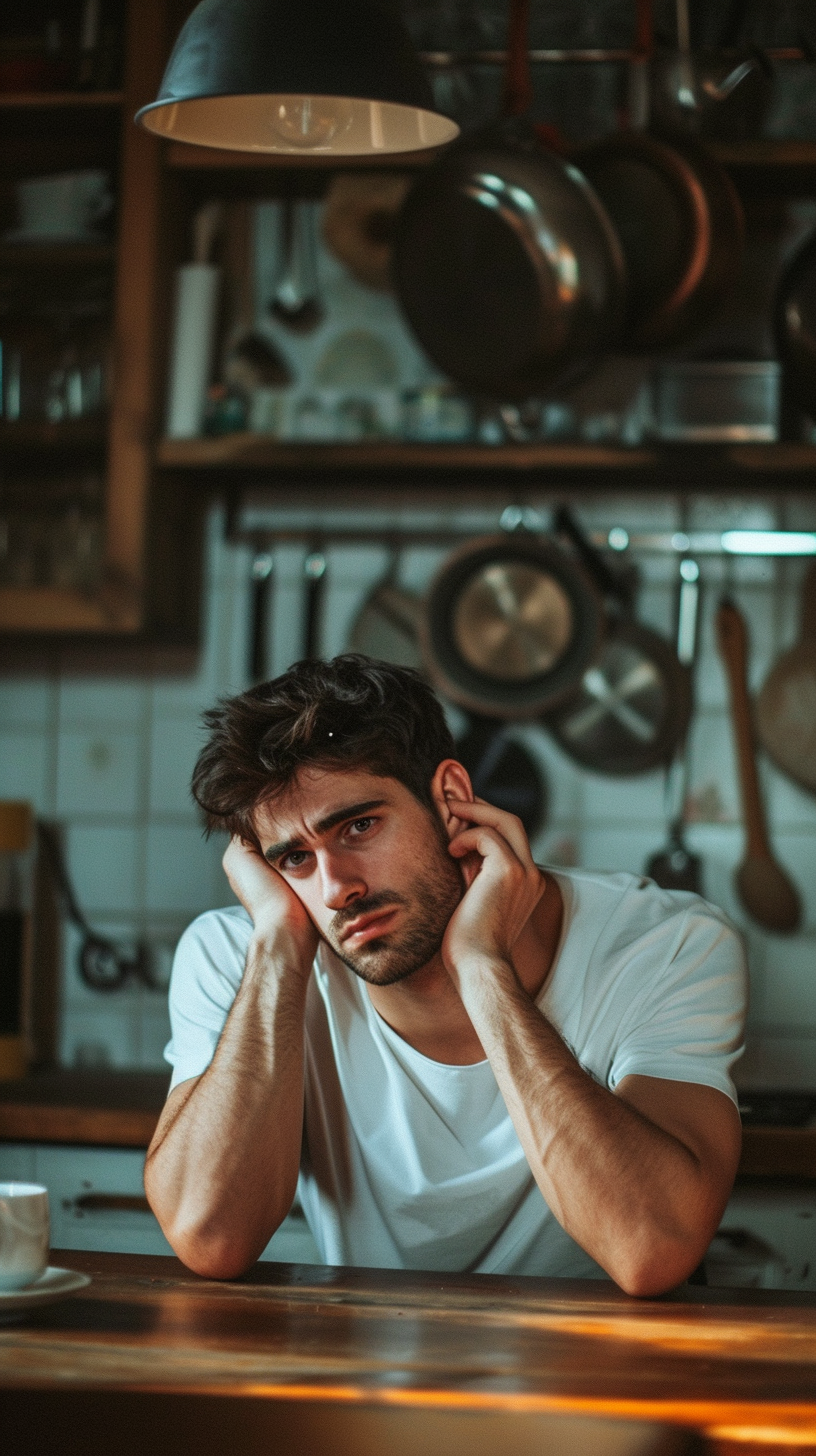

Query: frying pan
[
  {"left": 755, "top": 562, "right": 816, "bottom": 796},
  {"left": 576, "top": 0, "right": 744, "bottom": 350},
  {"left": 391, "top": 0, "right": 626, "bottom": 398},
  {"left": 774, "top": 228, "right": 816, "bottom": 415},
  {"left": 348, "top": 569, "right": 547, "bottom": 838},
  {"left": 419, "top": 532, "right": 605, "bottom": 721},
  {"left": 543, "top": 509, "right": 692, "bottom": 776}
]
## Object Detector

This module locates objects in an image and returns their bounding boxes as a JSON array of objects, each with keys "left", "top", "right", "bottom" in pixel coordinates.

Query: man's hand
[
  {"left": 441, "top": 798, "right": 545, "bottom": 983},
  {"left": 222, "top": 836, "right": 317, "bottom": 968}
]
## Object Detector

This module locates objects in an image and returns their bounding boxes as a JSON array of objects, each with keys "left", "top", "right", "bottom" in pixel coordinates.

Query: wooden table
[{"left": 1, "top": 1253, "right": 815, "bottom": 1455}]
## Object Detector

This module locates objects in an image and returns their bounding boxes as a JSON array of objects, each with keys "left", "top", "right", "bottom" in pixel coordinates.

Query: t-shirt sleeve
[
  {"left": 163, "top": 908, "right": 253, "bottom": 1092},
  {"left": 607, "top": 902, "right": 747, "bottom": 1105}
]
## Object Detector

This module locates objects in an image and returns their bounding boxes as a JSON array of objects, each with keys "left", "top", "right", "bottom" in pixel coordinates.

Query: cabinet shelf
[
  {"left": 0, "top": 92, "right": 123, "bottom": 109},
  {"left": 0, "top": 419, "right": 108, "bottom": 453},
  {"left": 155, "top": 435, "right": 816, "bottom": 478},
  {"left": 0, "top": 242, "right": 115, "bottom": 267}
]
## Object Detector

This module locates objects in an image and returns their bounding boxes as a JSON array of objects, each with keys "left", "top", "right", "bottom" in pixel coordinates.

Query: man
[{"left": 145, "top": 655, "right": 746, "bottom": 1295}]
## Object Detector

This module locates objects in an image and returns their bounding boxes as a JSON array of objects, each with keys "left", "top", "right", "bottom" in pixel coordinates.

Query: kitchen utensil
[
  {"left": 715, "top": 598, "right": 802, "bottom": 934},
  {"left": 420, "top": 532, "right": 605, "bottom": 721},
  {"left": 545, "top": 509, "right": 692, "bottom": 777},
  {"left": 774, "top": 229, "right": 816, "bottom": 416},
  {"left": 651, "top": 360, "right": 780, "bottom": 442},
  {"left": 269, "top": 200, "right": 324, "bottom": 334},
  {"left": 303, "top": 545, "right": 328, "bottom": 660},
  {"left": 37, "top": 822, "right": 157, "bottom": 992},
  {"left": 645, "top": 558, "right": 703, "bottom": 893},
  {"left": 755, "top": 563, "right": 816, "bottom": 796},
  {"left": 391, "top": 0, "right": 625, "bottom": 398},
  {"left": 348, "top": 571, "right": 547, "bottom": 838},
  {"left": 649, "top": 0, "right": 772, "bottom": 143},
  {"left": 322, "top": 172, "right": 412, "bottom": 292},
  {"left": 577, "top": 0, "right": 744, "bottom": 351},
  {"left": 224, "top": 203, "right": 291, "bottom": 398},
  {"left": 165, "top": 202, "right": 223, "bottom": 439},
  {"left": 248, "top": 550, "right": 274, "bottom": 683}
]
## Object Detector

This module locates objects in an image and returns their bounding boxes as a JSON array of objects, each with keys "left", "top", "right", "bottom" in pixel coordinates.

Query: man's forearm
[
  {"left": 456, "top": 956, "right": 732, "bottom": 1296},
  {"left": 145, "top": 931, "right": 310, "bottom": 1279}
]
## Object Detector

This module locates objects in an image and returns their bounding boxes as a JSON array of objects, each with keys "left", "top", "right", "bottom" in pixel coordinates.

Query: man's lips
[{"left": 339, "top": 908, "right": 400, "bottom": 948}]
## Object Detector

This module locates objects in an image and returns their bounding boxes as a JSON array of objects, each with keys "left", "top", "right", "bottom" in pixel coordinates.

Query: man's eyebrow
[{"left": 263, "top": 800, "right": 387, "bottom": 863}]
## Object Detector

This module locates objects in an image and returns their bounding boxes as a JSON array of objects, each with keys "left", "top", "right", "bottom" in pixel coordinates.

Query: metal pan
[
  {"left": 543, "top": 509, "right": 692, "bottom": 776},
  {"left": 419, "top": 533, "right": 605, "bottom": 721},
  {"left": 391, "top": 0, "right": 625, "bottom": 398},
  {"left": 349, "top": 571, "right": 547, "bottom": 839}
]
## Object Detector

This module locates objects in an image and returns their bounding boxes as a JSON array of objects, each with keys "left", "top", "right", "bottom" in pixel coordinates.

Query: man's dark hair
[{"left": 192, "top": 654, "right": 455, "bottom": 849}]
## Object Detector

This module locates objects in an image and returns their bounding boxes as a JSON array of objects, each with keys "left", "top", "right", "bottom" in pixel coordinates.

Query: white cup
[
  {"left": 0, "top": 1183, "right": 50, "bottom": 1291},
  {"left": 15, "top": 171, "right": 113, "bottom": 239}
]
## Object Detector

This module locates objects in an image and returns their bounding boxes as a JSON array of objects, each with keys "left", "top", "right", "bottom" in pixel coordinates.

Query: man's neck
[{"left": 363, "top": 872, "right": 564, "bottom": 1067}]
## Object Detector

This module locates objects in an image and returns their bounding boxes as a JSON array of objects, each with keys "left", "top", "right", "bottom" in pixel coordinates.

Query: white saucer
[
  {"left": 0, "top": 1266, "right": 91, "bottom": 1321},
  {"left": 1, "top": 228, "right": 107, "bottom": 245}
]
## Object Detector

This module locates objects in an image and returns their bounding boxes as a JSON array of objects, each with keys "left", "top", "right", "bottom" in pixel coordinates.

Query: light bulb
[{"left": 270, "top": 95, "right": 355, "bottom": 151}]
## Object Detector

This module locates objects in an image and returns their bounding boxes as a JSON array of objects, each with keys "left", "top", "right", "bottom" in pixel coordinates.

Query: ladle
[{"left": 715, "top": 598, "right": 802, "bottom": 934}]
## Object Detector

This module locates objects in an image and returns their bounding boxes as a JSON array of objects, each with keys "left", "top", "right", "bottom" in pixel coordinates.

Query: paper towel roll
[{"left": 165, "top": 263, "right": 220, "bottom": 439}]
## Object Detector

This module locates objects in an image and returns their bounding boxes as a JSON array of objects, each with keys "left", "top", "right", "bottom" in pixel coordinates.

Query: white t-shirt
[{"left": 165, "top": 867, "right": 746, "bottom": 1278}]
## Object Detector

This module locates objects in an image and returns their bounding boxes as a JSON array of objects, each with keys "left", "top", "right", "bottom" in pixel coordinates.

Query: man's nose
[{"left": 318, "top": 853, "right": 366, "bottom": 910}]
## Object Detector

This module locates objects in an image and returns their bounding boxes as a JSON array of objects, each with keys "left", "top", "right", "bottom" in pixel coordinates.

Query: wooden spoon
[
  {"left": 755, "top": 562, "right": 816, "bottom": 795},
  {"left": 716, "top": 598, "right": 802, "bottom": 934}
]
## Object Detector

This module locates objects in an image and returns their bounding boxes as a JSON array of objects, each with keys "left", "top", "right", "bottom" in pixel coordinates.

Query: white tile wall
[{"left": 1, "top": 495, "right": 814, "bottom": 1083}]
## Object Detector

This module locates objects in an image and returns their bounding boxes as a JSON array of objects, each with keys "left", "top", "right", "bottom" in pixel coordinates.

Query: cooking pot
[
  {"left": 419, "top": 533, "right": 604, "bottom": 720},
  {"left": 391, "top": 0, "right": 625, "bottom": 398}
]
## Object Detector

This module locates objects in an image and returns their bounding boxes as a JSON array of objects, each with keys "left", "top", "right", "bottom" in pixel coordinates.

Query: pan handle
[
  {"left": 303, "top": 545, "right": 327, "bottom": 660},
  {"left": 248, "top": 550, "right": 274, "bottom": 683},
  {"left": 553, "top": 504, "right": 631, "bottom": 605}
]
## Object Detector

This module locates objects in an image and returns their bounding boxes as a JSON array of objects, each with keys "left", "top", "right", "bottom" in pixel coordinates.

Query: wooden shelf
[
  {"left": 155, "top": 435, "right": 816, "bottom": 478},
  {"left": 157, "top": 436, "right": 659, "bottom": 471},
  {"left": 0, "top": 241, "right": 115, "bottom": 266},
  {"left": 0, "top": 419, "right": 107, "bottom": 452},
  {"left": 0, "top": 91, "right": 123, "bottom": 109}
]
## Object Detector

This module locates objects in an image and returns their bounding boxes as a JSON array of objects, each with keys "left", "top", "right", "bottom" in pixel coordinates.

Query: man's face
[{"left": 254, "top": 767, "right": 462, "bottom": 986}]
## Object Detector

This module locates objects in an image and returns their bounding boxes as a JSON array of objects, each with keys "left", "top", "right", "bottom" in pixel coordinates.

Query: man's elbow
[
  {"left": 611, "top": 1234, "right": 710, "bottom": 1298},
  {"left": 152, "top": 1205, "right": 264, "bottom": 1281}
]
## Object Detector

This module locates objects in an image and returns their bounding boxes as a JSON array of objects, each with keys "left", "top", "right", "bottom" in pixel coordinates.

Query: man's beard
[{"left": 325, "top": 843, "right": 462, "bottom": 987}]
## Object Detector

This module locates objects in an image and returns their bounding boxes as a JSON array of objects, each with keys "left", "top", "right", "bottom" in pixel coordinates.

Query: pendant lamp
[{"left": 136, "top": 0, "right": 459, "bottom": 158}]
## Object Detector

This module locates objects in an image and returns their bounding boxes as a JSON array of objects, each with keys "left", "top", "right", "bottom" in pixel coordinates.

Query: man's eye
[
  {"left": 281, "top": 850, "right": 309, "bottom": 870},
  {"left": 350, "top": 818, "right": 373, "bottom": 833}
]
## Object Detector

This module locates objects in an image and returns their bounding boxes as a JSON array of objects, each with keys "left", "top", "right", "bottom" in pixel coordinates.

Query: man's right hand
[{"left": 222, "top": 836, "right": 318, "bottom": 968}]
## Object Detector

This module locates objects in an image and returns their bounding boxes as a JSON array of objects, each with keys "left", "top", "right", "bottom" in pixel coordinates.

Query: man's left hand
[{"left": 441, "top": 797, "right": 545, "bottom": 984}]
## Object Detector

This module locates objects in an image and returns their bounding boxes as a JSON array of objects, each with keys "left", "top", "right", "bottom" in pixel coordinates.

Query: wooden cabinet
[
  {"left": 0, "top": 0, "right": 204, "bottom": 643},
  {"left": 2, "top": 2, "right": 815, "bottom": 642}
]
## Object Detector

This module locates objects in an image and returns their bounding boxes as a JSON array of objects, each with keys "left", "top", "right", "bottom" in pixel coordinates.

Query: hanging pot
[
  {"left": 576, "top": 0, "right": 744, "bottom": 350},
  {"left": 543, "top": 508, "right": 692, "bottom": 776},
  {"left": 348, "top": 566, "right": 548, "bottom": 838},
  {"left": 775, "top": 228, "right": 816, "bottom": 414},
  {"left": 419, "top": 532, "right": 605, "bottom": 720},
  {"left": 390, "top": 0, "right": 625, "bottom": 398}
]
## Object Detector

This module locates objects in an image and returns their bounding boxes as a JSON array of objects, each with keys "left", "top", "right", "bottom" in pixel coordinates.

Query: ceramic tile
[
  {"left": 734, "top": 1034, "right": 816, "bottom": 1090},
  {"left": 686, "top": 711, "right": 739, "bottom": 825},
  {"left": 136, "top": 1005, "right": 173, "bottom": 1071},
  {"left": 60, "top": 1006, "right": 139, "bottom": 1069},
  {"left": 145, "top": 823, "right": 231, "bottom": 914},
  {"left": 58, "top": 678, "right": 148, "bottom": 729},
  {"left": 580, "top": 767, "right": 668, "bottom": 827},
  {"left": 579, "top": 825, "right": 667, "bottom": 879},
  {"left": 65, "top": 824, "right": 142, "bottom": 916},
  {"left": 759, "top": 936, "right": 816, "bottom": 1029},
  {"left": 765, "top": 765, "right": 816, "bottom": 832},
  {"left": 148, "top": 715, "right": 206, "bottom": 818},
  {"left": 0, "top": 679, "right": 54, "bottom": 731},
  {"left": 0, "top": 729, "right": 53, "bottom": 813},
  {"left": 0, "top": 1145, "right": 37, "bottom": 1180},
  {"left": 56, "top": 728, "right": 143, "bottom": 818}
]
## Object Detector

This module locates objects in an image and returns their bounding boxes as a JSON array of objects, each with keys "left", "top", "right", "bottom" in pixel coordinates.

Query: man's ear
[{"left": 430, "top": 759, "right": 474, "bottom": 842}]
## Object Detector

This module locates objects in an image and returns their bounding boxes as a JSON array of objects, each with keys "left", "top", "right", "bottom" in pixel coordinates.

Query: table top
[{"left": 2, "top": 1253, "right": 816, "bottom": 1447}]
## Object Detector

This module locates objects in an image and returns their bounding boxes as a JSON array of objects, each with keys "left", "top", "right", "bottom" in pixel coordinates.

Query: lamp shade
[{"left": 136, "top": 0, "right": 459, "bottom": 157}]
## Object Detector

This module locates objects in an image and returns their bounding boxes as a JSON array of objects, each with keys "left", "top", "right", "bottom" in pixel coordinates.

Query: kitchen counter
[
  {"left": 0, "top": 1071, "right": 168, "bottom": 1147},
  {"left": 1, "top": 1073, "right": 814, "bottom": 1178},
  {"left": 1, "top": 1253, "right": 815, "bottom": 1455}
]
